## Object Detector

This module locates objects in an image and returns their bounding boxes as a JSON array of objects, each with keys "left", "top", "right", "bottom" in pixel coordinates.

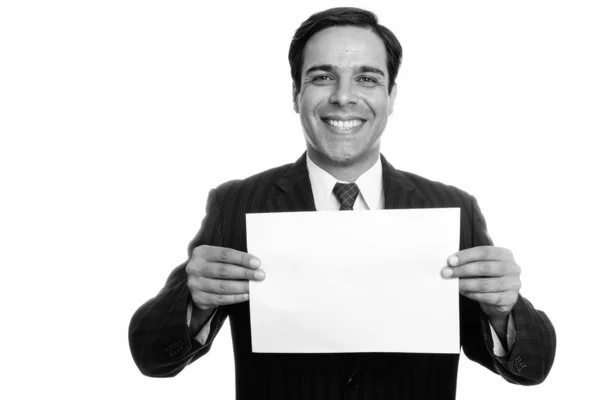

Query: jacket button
[
  {"left": 347, "top": 376, "right": 358, "bottom": 390},
  {"left": 513, "top": 356, "right": 527, "bottom": 372}
]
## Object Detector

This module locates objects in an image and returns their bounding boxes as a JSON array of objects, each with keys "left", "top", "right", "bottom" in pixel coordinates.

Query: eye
[
  {"left": 311, "top": 75, "right": 335, "bottom": 83},
  {"left": 357, "top": 76, "right": 379, "bottom": 85}
]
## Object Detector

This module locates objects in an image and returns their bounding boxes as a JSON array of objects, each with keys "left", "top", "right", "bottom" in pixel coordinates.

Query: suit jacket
[{"left": 129, "top": 153, "right": 556, "bottom": 400}]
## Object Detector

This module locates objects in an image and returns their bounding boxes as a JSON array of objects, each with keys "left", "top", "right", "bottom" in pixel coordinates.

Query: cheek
[
  {"left": 298, "top": 86, "right": 329, "bottom": 115},
  {"left": 300, "top": 105, "right": 323, "bottom": 131},
  {"left": 364, "top": 86, "right": 390, "bottom": 106},
  {"left": 300, "top": 106, "right": 318, "bottom": 129}
]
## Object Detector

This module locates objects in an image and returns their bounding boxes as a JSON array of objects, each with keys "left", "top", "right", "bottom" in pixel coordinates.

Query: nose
[{"left": 329, "top": 77, "right": 358, "bottom": 107}]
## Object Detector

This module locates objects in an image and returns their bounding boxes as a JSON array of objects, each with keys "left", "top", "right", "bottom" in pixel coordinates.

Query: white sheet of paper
[{"left": 246, "top": 208, "right": 460, "bottom": 354}]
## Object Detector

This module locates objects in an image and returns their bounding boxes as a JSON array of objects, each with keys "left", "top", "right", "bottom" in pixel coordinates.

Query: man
[{"left": 129, "top": 7, "right": 556, "bottom": 399}]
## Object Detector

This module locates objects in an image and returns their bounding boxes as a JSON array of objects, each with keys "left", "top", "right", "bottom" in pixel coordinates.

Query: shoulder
[
  {"left": 384, "top": 164, "right": 491, "bottom": 247},
  {"left": 210, "top": 162, "right": 292, "bottom": 203},
  {"left": 404, "top": 170, "right": 473, "bottom": 206},
  {"left": 382, "top": 155, "right": 474, "bottom": 208}
]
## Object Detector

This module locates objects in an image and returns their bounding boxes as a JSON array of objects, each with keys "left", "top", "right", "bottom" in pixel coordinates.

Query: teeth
[{"left": 325, "top": 119, "right": 363, "bottom": 130}]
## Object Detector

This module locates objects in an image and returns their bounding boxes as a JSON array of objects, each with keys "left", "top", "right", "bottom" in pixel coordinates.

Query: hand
[
  {"left": 441, "top": 246, "right": 521, "bottom": 321},
  {"left": 186, "top": 245, "right": 265, "bottom": 311}
]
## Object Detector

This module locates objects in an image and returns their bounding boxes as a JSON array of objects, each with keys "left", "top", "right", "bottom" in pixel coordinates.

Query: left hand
[{"left": 441, "top": 246, "right": 521, "bottom": 321}]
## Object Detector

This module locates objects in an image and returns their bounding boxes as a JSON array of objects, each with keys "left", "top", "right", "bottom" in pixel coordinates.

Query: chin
[
  {"left": 331, "top": 153, "right": 358, "bottom": 166},
  {"left": 322, "top": 147, "right": 365, "bottom": 167}
]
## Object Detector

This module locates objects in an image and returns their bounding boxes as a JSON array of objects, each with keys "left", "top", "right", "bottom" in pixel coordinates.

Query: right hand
[{"left": 186, "top": 245, "right": 265, "bottom": 311}]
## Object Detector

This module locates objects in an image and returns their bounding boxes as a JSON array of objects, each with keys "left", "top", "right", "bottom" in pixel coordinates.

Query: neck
[{"left": 307, "top": 148, "right": 380, "bottom": 182}]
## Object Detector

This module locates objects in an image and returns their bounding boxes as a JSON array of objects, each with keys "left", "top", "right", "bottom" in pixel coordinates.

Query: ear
[
  {"left": 292, "top": 83, "right": 299, "bottom": 114},
  {"left": 388, "top": 83, "right": 397, "bottom": 116}
]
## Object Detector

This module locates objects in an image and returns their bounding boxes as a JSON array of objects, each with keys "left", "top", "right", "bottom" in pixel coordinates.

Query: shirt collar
[{"left": 306, "top": 154, "right": 383, "bottom": 210}]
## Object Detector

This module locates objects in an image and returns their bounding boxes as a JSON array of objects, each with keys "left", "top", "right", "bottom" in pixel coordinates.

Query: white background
[{"left": 1, "top": 0, "right": 598, "bottom": 398}]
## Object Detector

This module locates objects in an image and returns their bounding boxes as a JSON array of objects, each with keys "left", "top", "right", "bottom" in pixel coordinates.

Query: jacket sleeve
[
  {"left": 128, "top": 189, "right": 230, "bottom": 377},
  {"left": 460, "top": 195, "right": 557, "bottom": 385}
]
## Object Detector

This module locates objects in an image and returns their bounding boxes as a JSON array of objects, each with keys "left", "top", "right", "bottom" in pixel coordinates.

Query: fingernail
[
  {"left": 250, "top": 258, "right": 261, "bottom": 268},
  {"left": 254, "top": 270, "right": 265, "bottom": 280},
  {"left": 441, "top": 267, "right": 453, "bottom": 279},
  {"left": 448, "top": 255, "right": 459, "bottom": 266}
]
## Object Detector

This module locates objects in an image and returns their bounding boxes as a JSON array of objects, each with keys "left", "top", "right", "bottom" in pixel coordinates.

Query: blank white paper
[{"left": 246, "top": 208, "right": 460, "bottom": 354}]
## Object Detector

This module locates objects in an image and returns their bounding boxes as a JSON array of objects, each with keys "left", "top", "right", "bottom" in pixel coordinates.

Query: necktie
[{"left": 332, "top": 182, "right": 360, "bottom": 210}]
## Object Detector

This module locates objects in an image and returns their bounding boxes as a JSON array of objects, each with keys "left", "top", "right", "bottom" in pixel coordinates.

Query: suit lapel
[
  {"left": 265, "top": 152, "right": 316, "bottom": 213},
  {"left": 265, "top": 152, "right": 426, "bottom": 213},
  {"left": 381, "top": 154, "right": 433, "bottom": 209}
]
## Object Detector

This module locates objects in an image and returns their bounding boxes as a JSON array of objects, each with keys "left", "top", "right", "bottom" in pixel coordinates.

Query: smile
[{"left": 322, "top": 119, "right": 365, "bottom": 131}]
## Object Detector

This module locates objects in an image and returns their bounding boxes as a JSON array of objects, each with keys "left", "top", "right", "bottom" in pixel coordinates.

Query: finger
[
  {"left": 460, "top": 291, "right": 506, "bottom": 306},
  {"left": 196, "top": 278, "right": 250, "bottom": 295},
  {"left": 447, "top": 246, "right": 513, "bottom": 267},
  {"left": 459, "top": 277, "right": 520, "bottom": 293},
  {"left": 444, "top": 261, "right": 508, "bottom": 279},
  {"left": 460, "top": 291, "right": 517, "bottom": 311},
  {"left": 194, "top": 245, "right": 261, "bottom": 269},
  {"left": 202, "top": 262, "right": 266, "bottom": 281},
  {"left": 191, "top": 291, "right": 249, "bottom": 308}
]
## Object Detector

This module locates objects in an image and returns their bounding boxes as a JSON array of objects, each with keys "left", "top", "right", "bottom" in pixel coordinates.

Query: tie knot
[{"left": 333, "top": 182, "right": 360, "bottom": 210}]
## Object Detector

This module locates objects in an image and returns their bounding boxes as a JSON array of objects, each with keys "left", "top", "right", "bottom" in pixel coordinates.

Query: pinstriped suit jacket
[{"left": 129, "top": 153, "right": 556, "bottom": 400}]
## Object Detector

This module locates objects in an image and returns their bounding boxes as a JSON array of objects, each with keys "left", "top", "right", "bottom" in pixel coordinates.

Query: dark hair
[{"left": 289, "top": 7, "right": 403, "bottom": 96}]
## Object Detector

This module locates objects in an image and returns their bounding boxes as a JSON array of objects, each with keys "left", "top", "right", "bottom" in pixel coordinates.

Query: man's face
[{"left": 294, "top": 26, "right": 397, "bottom": 166}]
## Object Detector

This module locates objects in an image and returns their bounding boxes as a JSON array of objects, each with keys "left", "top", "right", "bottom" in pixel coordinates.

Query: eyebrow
[
  {"left": 358, "top": 66, "right": 385, "bottom": 77},
  {"left": 304, "top": 64, "right": 386, "bottom": 77},
  {"left": 305, "top": 65, "right": 334, "bottom": 75}
]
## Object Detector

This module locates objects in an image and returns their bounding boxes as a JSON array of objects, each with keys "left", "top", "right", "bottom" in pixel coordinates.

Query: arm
[
  {"left": 457, "top": 196, "right": 556, "bottom": 385},
  {"left": 128, "top": 189, "right": 229, "bottom": 377}
]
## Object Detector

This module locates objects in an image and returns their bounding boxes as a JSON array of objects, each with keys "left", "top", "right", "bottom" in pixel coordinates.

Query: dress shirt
[
  {"left": 189, "top": 153, "right": 515, "bottom": 356},
  {"left": 306, "top": 153, "right": 384, "bottom": 211}
]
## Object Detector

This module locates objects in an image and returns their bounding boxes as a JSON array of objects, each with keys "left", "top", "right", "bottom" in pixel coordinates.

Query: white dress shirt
[
  {"left": 189, "top": 153, "right": 515, "bottom": 356},
  {"left": 306, "top": 153, "right": 384, "bottom": 211}
]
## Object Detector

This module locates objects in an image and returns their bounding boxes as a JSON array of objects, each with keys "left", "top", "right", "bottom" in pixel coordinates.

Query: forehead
[{"left": 302, "top": 26, "right": 387, "bottom": 74}]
